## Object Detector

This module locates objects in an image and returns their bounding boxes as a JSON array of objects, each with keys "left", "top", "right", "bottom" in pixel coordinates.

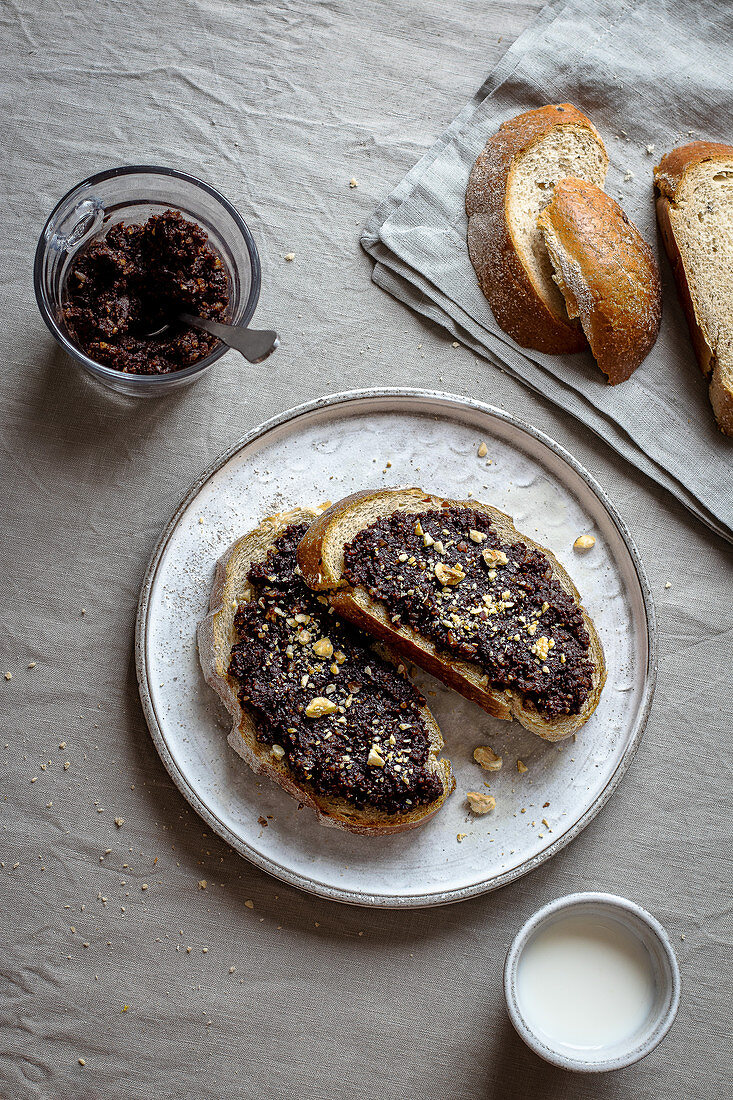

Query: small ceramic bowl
[{"left": 504, "top": 892, "right": 680, "bottom": 1072}]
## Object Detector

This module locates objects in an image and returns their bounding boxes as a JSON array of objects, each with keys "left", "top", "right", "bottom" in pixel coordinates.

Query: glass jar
[{"left": 34, "top": 165, "right": 262, "bottom": 397}]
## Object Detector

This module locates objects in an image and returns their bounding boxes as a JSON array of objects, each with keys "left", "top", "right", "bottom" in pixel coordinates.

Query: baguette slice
[
  {"left": 538, "top": 178, "right": 662, "bottom": 384},
  {"left": 654, "top": 142, "right": 733, "bottom": 434},
  {"left": 297, "top": 489, "right": 606, "bottom": 742},
  {"left": 197, "top": 506, "right": 453, "bottom": 835},
  {"left": 466, "top": 104, "right": 609, "bottom": 353}
]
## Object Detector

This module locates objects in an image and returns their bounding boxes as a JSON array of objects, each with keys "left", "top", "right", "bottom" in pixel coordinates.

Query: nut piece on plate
[
  {"left": 573, "top": 534, "right": 596, "bottom": 551},
  {"left": 473, "top": 745, "right": 503, "bottom": 770},
  {"left": 467, "top": 791, "right": 496, "bottom": 814},
  {"left": 305, "top": 697, "right": 338, "bottom": 718}
]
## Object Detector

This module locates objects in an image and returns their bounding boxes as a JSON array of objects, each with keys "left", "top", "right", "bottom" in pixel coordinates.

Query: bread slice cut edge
[
  {"left": 654, "top": 142, "right": 733, "bottom": 434},
  {"left": 297, "top": 489, "right": 607, "bottom": 742},
  {"left": 197, "top": 505, "right": 454, "bottom": 835},
  {"left": 466, "top": 103, "right": 609, "bottom": 354}
]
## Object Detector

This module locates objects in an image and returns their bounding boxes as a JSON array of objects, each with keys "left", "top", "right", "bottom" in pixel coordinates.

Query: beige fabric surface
[{"left": 0, "top": 1, "right": 731, "bottom": 1098}]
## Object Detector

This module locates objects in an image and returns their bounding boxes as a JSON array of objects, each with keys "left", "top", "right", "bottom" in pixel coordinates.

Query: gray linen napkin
[{"left": 362, "top": 0, "right": 733, "bottom": 542}]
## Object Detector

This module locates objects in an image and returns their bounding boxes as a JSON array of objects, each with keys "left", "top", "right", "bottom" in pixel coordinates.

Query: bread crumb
[
  {"left": 349, "top": 178, "right": 358, "bottom": 188},
  {"left": 114, "top": 817, "right": 124, "bottom": 827},
  {"left": 28, "top": 662, "right": 36, "bottom": 669},
  {"left": 456, "top": 833, "right": 468, "bottom": 842},
  {"left": 467, "top": 791, "right": 496, "bottom": 814},
  {"left": 229, "top": 966, "right": 236, "bottom": 973},
  {"left": 284, "top": 252, "right": 295, "bottom": 261},
  {"left": 245, "top": 899, "right": 254, "bottom": 909},
  {"left": 78, "top": 1058, "right": 86, "bottom": 1066},
  {"left": 517, "top": 760, "right": 528, "bottom": 774},
  {"left": 4, "top": 672, "right": 11, "bottom": 681},
  {"left": 646, "top": 144, "right": 656, "bottom": 154},
  {"left": 473, "top": 745, "right": 502, "bottom": 770},
  {"left": 623, "top": 169, "right": 634, "bottom": 182},
  {"left": 198, "top": 880, "right": 207, "bottom": 889},
  {"left": 573, "top": 534, "right": 595, "bottom": 551},
  {"left": 141, "top": 884, "right": 148, "bottom": 891},
  {"left": 664, "top": 581, "right": 672, "bottom": 589},
  {"left": 477, "top": 442, "right": 488, "bottom": 457},
  {"left": 451, "top": 341, "right": 459, "bottom": 348}
]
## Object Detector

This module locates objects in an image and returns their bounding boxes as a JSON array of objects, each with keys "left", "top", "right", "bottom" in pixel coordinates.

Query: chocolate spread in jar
[
  {"left": 62, "top": 209, "right": 230, "bottom": 374},
  {"left": 343, "top": 507, "right": 595, "bottom": 718},
  {"left": 227, "top": 523, "right": 443, "bottom": 813}
]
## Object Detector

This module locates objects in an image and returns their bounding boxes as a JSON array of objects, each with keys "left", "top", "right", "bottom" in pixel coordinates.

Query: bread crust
[
  {"left": 654, "top": 142, "right": 733, "bottom": 434},
  {"left": 538, "top": 178, "right": 662, "bottom": 384},
  {"left": 297, "top": 489, "right": 606, "bottom": 741},
  {"left": 197, "top": 506, "right": 453, "bottom": 836},
  {"left": 465, "top": 103, "right": 608, "bottom": 354}
]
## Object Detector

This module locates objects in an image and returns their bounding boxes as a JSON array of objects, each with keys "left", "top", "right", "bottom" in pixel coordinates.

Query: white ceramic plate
[{"left": 135, "top": 390, "right": 656, "bottom": 907}]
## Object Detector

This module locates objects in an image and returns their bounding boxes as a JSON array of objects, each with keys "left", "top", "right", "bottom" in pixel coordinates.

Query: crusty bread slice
[
  {"left": 466, "top": 104, "right": 609, "bottom": 353},
  {"left": 297, "top": 490, "right": 606, "bottom": 742},
  {"left": 654, "top": 142, "right": 733, "bottom": 434},
  {"left": 538, "top": 178, "right": 662, "bottom": 384},
  {"left": 197, "top": 506, "right": 453, "bottom": 835}
]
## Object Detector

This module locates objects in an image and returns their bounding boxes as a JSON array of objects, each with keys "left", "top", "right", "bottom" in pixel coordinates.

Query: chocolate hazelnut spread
[
  {"left": 227, "top": 523, "right": 443, "bottom": 813},
  {"left": 62, "top": 209, "right": 230, "bottom": 374},
  {"left": 343, "top": 507, "right": 594, "bottom": 718}
]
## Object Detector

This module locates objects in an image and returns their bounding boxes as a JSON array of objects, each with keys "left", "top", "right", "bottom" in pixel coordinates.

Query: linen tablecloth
[{"left": 1, "top": 2, "right": 731, "bottom": 1098}]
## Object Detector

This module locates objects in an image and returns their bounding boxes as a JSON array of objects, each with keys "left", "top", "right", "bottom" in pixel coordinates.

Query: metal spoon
[{"left": 179, "top": 312, "right": 279, "bottom": 364}]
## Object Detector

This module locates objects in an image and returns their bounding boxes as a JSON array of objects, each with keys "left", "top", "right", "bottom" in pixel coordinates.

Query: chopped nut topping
[
  {"left": 434, "top": 561, "right": 466, "bottom": 587},
  {"left": 367, "top": 746, "right": 385, "bottom": 767},
  {"left": 473, "top": 745, "right": 503, "bottom": 770},
  {"left": 573, "top": 534, "right": 596, "bottom": 551},
  {"left": 530, "top": 635, "right": 552, "bottom": 662},
  {"left": 312, "top": 637, "right": 333, "bottom": 659},
  {"left": 304, "top": 697, "right": 338, "bottom": 718},
  {"left": 482, "top": 547, "right": 508, "bottom": 566},
  {"left": 271, "top": 744, "right": 285, "bottom": 759},
  {"left": 467, "top": 791, "right": 496, "bottom": 814},
  {"left": 469, "top": 529, "right": 486, "bottom": 543}
]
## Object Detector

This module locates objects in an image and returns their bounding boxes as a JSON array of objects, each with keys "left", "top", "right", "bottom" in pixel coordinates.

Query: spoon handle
[{"left": 179, "top": 312, "right": 279, "bottom": 364}]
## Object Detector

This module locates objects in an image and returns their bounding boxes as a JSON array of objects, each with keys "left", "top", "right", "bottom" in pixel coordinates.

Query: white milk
[{"left": 516, "top": 914, "right": 656, "bottom": 1051}]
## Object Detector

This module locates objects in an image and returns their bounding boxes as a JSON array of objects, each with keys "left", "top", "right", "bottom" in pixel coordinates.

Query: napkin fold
[{"left": 362, "top": 0, "right": 733, "bottom": 541}]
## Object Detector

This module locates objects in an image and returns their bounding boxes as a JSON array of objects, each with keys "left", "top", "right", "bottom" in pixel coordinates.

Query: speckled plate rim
[{"left": 134, "top": 389, "right": 657, "bottom": 908}]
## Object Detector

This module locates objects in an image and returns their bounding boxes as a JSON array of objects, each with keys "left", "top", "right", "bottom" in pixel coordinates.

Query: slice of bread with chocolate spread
[
  {"left": 198, "top": 506, "right": 454, "bottom": 835},
  {"left": 297, "top": 490, "right": 606, "bottom": 742}
]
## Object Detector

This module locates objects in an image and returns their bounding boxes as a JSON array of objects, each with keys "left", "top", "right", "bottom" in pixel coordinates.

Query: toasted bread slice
[
  {"left": 538, "top": 178, "right": 662, "bottom": 384},
  {"left": 654, "top": 142, "right": 733, "bottom": 434},
  {"left": 466, "top": 104, "right": 609, "bottom": 353},
  {"left": 198, "top": 506, "right": 453, "bottom": 835},
  {"left": 297, "top": 490, "right": 606, "bottom": 741}
]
